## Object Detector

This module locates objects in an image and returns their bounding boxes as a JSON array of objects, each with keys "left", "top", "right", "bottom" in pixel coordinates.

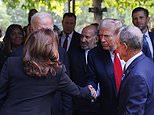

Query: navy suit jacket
[
  {"left": 143, "top": 32, "right": 154, "bottom": 61},
  {"left": 118, "top": 54, "right": 154, "bottom": 115},
  {"left": 67, "top": 31, "right": 81, "bottom": 54},
  {"left": 149, "top": 32, "right": 154, "bottom": 61},
  {"left": 59, "top": 31, "right": 81, "bottom": 55},
  {"left": 87, "top": 44, "right": 117, "bottom": 115},
  {"left": 11, "top": 46, "right": 71, "bottom": 115},
  {"left": 69, "top": 47, "right": 100, "bottom": 114},
  {"left": 69, "top": 48, "right": 87, "bottom": 86},
  {"left": 0, "top": 57, "right": 91, "bottom": 115}
]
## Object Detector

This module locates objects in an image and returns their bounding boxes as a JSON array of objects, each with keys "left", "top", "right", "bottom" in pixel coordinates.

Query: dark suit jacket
[
  {"left": 67, "top": 31, "right": 81, "bottom": 54},
  {"left": 11, "top": 46, "right": 71, "bottom": 115},
  {"left": 143, "top": 32, "right": 154, "bottom": 61},
  {"left": 118, "top": 54, "right": 154, "bottom": 115},
  {"left": 69, "top": 47, "right": 100, "bottom": 114},
  {"left": 0, "top": 57, "right": 91, "bottom": 115},
  {"left": 59, "top": 31, "right": 81, "bottom": 55},
  {"left": 87, "top": 44, "right": 117, "bottom": 115},
  {"left": 149, "top": 32, "right": 154, "bottom": 60}
]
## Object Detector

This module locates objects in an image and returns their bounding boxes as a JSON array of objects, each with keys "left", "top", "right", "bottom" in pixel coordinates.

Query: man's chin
[
  {"left": 81, "top": 46, "right": 88, "bottom": 50},
  {"left": 102, "top": 46, "right": 110, "bottom": 50}
]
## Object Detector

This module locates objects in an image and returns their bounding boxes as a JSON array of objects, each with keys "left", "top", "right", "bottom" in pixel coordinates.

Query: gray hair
[
  {"left": 31, "top": 12, "right": 53, "bottom": 30},
  {"left": 99, "top": 18, "right": 123, "bottom": 35},
  {"left": 120, "top": 25, "right": 143, "bottom": 49}
]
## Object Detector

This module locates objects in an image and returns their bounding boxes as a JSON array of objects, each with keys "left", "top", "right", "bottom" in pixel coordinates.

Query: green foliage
[
  {"left": 103, "top": 0, "right": 154, "bottom": 15},
  {"left": 1, "top": 0, "right": 154, "bottom": 31},
  {"left": 0, "top": 2, "right": 11, "bottom": 32}
]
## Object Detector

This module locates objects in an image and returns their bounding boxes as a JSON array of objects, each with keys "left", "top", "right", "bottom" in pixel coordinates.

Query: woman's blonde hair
[{"left": 23, "top": 28, "right": 61, "bottom": 77}]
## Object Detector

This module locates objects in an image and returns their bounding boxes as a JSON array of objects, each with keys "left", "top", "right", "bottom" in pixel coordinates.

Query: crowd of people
[{"left": 0, "top": 6, "right": 154, "bottom": 115}]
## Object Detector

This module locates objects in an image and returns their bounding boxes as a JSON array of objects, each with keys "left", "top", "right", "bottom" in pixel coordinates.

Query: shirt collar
[
  {"left": 125, "top": 51, "right": 142, "bottom": 70},
  {"left": 63, "top": 31, "right": 74, "bottom": 38},
  {"left": 144, "top": 31, "right": 150, "bottom": 38}
]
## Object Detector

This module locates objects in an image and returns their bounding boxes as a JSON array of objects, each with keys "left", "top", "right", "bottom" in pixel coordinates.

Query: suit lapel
[
  {"left": 149, "top": 32, "right": 154, "bottom": 60},
  {"left": 102, "top": 49, "right": 117, "bottom": 95},
  {"left": 79, "top": 49, "right": 87, "bottom": 72},
  {"left": 121, "top": 54, "right": 146, "bottom": 86},
  {"left": 68, "top": 31, "right": 78, "bottom": 52}
]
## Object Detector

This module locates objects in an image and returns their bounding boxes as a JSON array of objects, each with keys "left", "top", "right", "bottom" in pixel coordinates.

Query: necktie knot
[
  {"left": 114, "top": 50, "right": 118, "bottom": 55},
  {"left": 143, "top": 34, "right": 147, "bottom": 39}
]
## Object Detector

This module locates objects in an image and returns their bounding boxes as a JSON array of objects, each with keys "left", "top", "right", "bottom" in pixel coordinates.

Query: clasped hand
[{"left": 88, "top": 85, "right": 97, "bottom": 99}]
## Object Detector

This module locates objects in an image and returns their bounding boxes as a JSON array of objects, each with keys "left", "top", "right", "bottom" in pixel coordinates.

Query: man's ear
[
  {"left": 147, "top": 17, "right": 150, "bottom": 22},
  {"left": 123, "top": 42, "right": 128, "bottom": 51}
]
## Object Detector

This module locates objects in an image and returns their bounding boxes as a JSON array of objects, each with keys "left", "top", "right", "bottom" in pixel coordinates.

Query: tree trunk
[{"left": 92, "top": 0, "right": 103, "bottom": 23}]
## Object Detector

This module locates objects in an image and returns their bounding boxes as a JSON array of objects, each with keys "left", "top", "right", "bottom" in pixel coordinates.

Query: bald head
[{"left": 31, "top": 12, "right": 54, "bottom": 31}]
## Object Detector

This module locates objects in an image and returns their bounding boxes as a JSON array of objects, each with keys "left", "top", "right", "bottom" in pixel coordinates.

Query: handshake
[{"left": 88, "top": 85, "right": 97, "bottom": 102}]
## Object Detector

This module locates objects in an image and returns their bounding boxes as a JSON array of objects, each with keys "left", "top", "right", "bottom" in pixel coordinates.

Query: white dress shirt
[
  {"left": 61, "top": 31, "right": 74, "bottom": 51},
  {"left": 124, "top": 51, "right": 143, "bottom": 71},
  {"left": 145, "top": 31, "right": 153, "bottom": 58}
]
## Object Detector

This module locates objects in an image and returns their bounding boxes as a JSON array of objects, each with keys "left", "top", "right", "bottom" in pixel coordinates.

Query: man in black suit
[
  {"left": 87, "top": 18, "right": 125, "bottom": 115},
  {"left": 59, "top": 12, "right": 81, "bottom": 55},
  {"left": 117, "top": 25, "right": 154, "bottom": 115},
  {"left": 132, "top": 7, "right": 154, "bottom": 60},
  {"left": 70, "top": 24, "right": 99, "bottom": 115}
]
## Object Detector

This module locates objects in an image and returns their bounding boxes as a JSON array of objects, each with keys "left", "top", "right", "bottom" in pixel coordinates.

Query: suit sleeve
[
  {"left": 0, "top": 60, "right": 9, "bottom": 109},
  {"left": 86, "top": 52, "right": 98, "bottom": 90},
  {"left": 61, "top": 93, "right": 72, "bottom": 115},
  {"left": 58, "top": 48, "right": 72, "bottom": 115},
  {"left": 121, "top": 75, "right": 148, "bottom": 115},
  {"left": 57, "top": 65, "right": 92, "bottom": 99}
]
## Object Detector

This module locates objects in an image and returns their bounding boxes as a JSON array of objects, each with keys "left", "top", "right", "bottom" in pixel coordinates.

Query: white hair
[{"left": 31, "top": 12, "right": 54, "bottom": 30}]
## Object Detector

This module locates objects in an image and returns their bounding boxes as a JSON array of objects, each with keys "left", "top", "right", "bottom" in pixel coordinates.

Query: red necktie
[
  {"left": 63, "top": 35, "right": 68, "bottom": 49},
  {"left": 114, "top": 50, "right": 122, "bottom": 93}
]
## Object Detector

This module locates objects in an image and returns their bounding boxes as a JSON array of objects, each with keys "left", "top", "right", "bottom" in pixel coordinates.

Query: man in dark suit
[
  {"left": 132, "top": 7, "right": 154, "bottom": 61},
  {"left": 59, "top": 12, "right": 81, "bottom": 56},
  {"left": 87, "top": 18, "right": 125, "bottom": 115},
  {"left": 117, "top": 25, "right": 154, "bottom": 115},
  {"left": 70, "top": 24, "right": 99, "bottom": 115}
]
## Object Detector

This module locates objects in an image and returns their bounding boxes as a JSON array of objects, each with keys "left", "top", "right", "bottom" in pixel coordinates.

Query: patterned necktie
[
  {"left": 114, "top": 50, "right": 123, "bottom": 93},
  {"left": 63, "top": 35, "right": 68, "bottom": 50},
  {"left": 142, "top": 34, "right": 152, "bottom": 59}
]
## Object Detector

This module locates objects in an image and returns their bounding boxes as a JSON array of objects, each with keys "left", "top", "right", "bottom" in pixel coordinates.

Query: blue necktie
[{"left": 142, "top": 34, "right": 152, "bottom": 59}]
